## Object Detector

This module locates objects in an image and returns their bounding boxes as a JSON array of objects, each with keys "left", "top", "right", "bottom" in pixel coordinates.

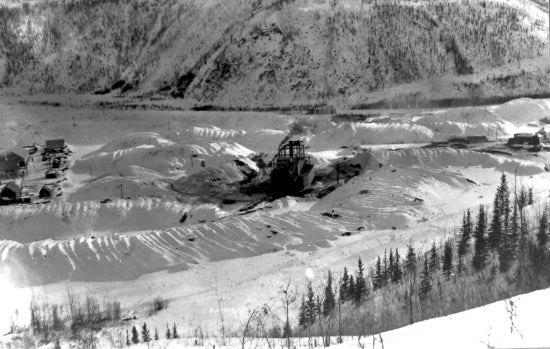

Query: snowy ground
[{"left": 1, "top": 96, "right": 550, "bottom": 345}]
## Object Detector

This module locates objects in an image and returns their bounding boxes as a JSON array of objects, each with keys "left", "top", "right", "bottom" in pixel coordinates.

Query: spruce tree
[
  {"left": 154, "top": 327, "right": 159, "bottom": 340},
  {"left": 322, "top": 271, "right": 336, "bottom": 315},
  {"left": 442, "top": 239, "right": 453, "bottom": 279},
  {"left": 457, "top": 209, "right": 473, "bottom": 258},
  {"left": 373, "top": 256, "right": 383, "bottom": 290},
  {"left": 142, "top": 322, "right": 151, "bottom": 342},
  {"left": 528, "top": 187, "right": 534, "bottom": 205},
  {"left": 166, "top": 323, "right": 171, "bottom": 339},
  {"left": 489, "top": 194, "right": 502, "bottom": 250},
  {"left": 537, "top": 210, "right": 548, "bottom": 248},
  {"left": 382, "top": 249, "right": 388, "bottom": 286},
  {"left": 172, "top": 323, "right": 179, "bottom": 339},
  {"left": 405, "top": 245, "right": 417, "bottom": 275},
  {"left": 419, "top": 255, "right": 432, "bottom": 300},
  {"left": 354, "top": 258, "right": 368, "bottom": 304},
  {"left": 340, "top": 267, "right": 349, "bottom": 302},
  {"left": 305, "top": 282, "right": 316, "bottom": 325},
  {"left": 298, "top": 297, "right": 307, "bottom": 327},
  {"left": 429, "top": 241, "right": 438, "bottom": 272},
  {"left": 126, "top": 329, "right": 130, "bottom": 346},
  {"left": 348, "top": 275, "right": 356, "bottom": 301},
  {"left": 131, "top": 325, "right": 139, "bottom": 344},
  {"left": 472, "top": 205, "right": 488, "bottom": 272},
  {"left": 392, "top": 248, "right": 402, "bottom": 283},
  {"left": 54, "top": 338, "right": 61, "bottom": 349},
  {"left": 388, "top": 250, "right": 395, "bottom": 279}
]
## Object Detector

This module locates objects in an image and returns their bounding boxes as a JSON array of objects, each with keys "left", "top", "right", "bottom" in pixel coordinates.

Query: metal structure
[
  {"left": 270, "top": 140, "right": 314, "bottom": 197},
  {"left": 507, "top": 133, "right": 543, "bottom": 150}
]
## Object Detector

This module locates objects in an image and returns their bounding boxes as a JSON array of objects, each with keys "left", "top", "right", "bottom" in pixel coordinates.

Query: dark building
[
  {"left": 270, "top": 140, "right": 314, "bottom": 197},
  {"left": 45, "top": 139, "right": 65, "bottom": 152},
  {"left": 0, "top": 182, "right": 21, "bottom": 203},
  {"left": 39, "top": 184, "right": 59, "bottom": 198},
  {"left": 507, "top": 133, "right": 542, "bottom": 150},
  {"left": 0, "top": 149, "right": 27, "bottom": 179}
]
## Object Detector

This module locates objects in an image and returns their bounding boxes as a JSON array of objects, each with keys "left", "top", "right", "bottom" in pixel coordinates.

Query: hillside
[{"left": 0, "top": 0, "right": 548, "bottom": 108}]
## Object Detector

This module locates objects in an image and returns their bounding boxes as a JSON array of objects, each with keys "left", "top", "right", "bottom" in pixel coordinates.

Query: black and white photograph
[{"left": 0, "top": 0, "right": 549, "bottom": 347}]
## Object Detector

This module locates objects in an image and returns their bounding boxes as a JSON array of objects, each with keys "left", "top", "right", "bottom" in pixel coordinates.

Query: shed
[
  {"left": 0, "top": 149, "right": 27, "bottom": 179},
  {"left": 39, "top": 184, "right": 59, "bottom": 198},
  {"left": 45, "top": 139, "right": 65, "bottom": 152},
  {"left": 1, "top": 182, "right": 21, "bottom": 202}
]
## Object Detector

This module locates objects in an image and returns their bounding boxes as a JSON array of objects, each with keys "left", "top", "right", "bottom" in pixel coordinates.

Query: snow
[{"left": 1, "top": 96, "right": 550, "bottom": 343}]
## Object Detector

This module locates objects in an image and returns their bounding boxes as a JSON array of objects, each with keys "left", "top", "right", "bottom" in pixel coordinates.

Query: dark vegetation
[{"left": 294, "top": 173, "right": 550, "bottom": 342}]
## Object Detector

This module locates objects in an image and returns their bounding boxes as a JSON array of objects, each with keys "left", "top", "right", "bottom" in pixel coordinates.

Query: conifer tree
[
  {"left": 373, "top": 256, "right": 383, "bottom": 290},
  {"left": 154, "top": 327, "right": 159, "bottom": 340},
  {"left": 388, "top": 250, "right": 394, "bottom": 279},
  {"left": 392, "top": 248, "right": 402, "bottom": 283},
  {"left": 429, "top": 241, "right": 438, "bottom": 272},
  {"left": 142, "top": 322, "right": 151, "bottom": 342},
  {"left": 323, "top": 271, "right": 336, "bottom": 315},
  {"left": 348, "top": 275, "right": 356, "bottom": 301},
  {"left": 419, "top": 255, "right": 432, "bottom": 300},
  {"left": 54, "top": 338, "right": 61, "bottom": 349},
  {"left": 405, "top": 245, "right": 417, "bottom": 275},
  {"left": 382, "top": 249, "right": 388, "bottom": 286},
  {"left": 442, "top": 239, "right": 453, "bottom": 279},
  {"left": 489, "top": 194, "right": 502, "bottom": 250},
  {"left": 354, "top": 258, "right": 368, "bottom": 304},
  {"left": 131, "top": 325, "right": 139, "bottom": 344},
  {"left": 528, "top": 187, "right": 534, "bottom": 205},
  {"left": 537, "top": 210, "right": 548, "bottom": 248},
  {"left": 172, "top": 323, "right": 179, "bottom": 339},
  {"left": 457, "top": 209, "right": 473, "bottom": 258},
  {"left": 126, "top": 329, "right": 130, "bottom": 346},
  {"left": 340, "top": 267, "right": 349, "bottom": 301},
  {"left": 472, "top": 205, "right": 488, "bottom": 272},
  {"left": 305, "top": 282, "right": 316, "bottom": 325},
  {"left": 298, "top": 297, "right": 307, "bottom": 327},
  {"left": 166, "top": 323, "right": 171, "bottom": 339}
]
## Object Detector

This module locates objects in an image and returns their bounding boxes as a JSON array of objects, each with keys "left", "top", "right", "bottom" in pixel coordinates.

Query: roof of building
[
  {"left": 0, "top": 149, "right": 27, "bottom": 173},
  {"left": 1, "top": 182, "right": 21, "bottom": 196},
  {"left": 45, "top": 139, "right": 65, "bottom": 149}
]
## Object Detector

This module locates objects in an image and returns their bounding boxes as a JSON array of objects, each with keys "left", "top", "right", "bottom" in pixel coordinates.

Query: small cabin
[
  {"left": 0, "top": 149, "right": 27, "bottom": 179},
  {"left": 0, "top": 182, "right": 21, "bottom": 203},
  {"left": 507, "top": 133, "right": 542, "bottom": 150},
  {"left": 39, "top": 184, "right": 59, "bottom": 198},
  {"left": 45, "top": 169, "right": 59, "bottom": 179},
  {"left": 45, "top": 139, "right": 65, "bottom": 152}
]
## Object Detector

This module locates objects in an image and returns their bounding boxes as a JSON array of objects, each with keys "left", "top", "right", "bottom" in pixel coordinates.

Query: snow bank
[{"left": 491, "top": 98, "right": 550, "bottom": 126}]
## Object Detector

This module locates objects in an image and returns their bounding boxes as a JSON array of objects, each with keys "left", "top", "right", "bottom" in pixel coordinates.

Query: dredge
[{"left": 269, "top": 140, "right": 314, "bottom": 198}]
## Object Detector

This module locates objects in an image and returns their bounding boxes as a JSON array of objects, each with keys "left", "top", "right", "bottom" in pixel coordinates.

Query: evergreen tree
[
  {"left": 348, "top": 275, "right": 356, "bottom": 301},
  {"left": 373, "top": 256, "right": 383, "bottom": 290},
  {"left": 126, "top": 329, "right": 130, "bottom": 346},
  {"left": 392, "top": 248, "right": 402, "bottom": 283},
  {"left": 457, "top": 209, "right": 473, "bottom": 258},
  {"left": 322, "top": 271, "right": 336, "bottom": 315},
  {"left": 154, "top": 327, "right": 159, "bottom": 340},
  {"left": 52, "top": 305, "right": 62, "bottom": 331},
  {"left": 429, "top": 241, "right": 438, "bottom": 272},
  {"left": 472, "top": 205, "right": 488, "bottom": 272},
  {"left": 405, "top": 245, "right": 417, "bottom": 275},
  {"left": 166, "top": 323, "right": 171, "bottom": 339},
  {"left": 419, "top": 255, "right": 432, "bottom": 300},
  {"left": 528, "top": 187, "right": 534, "bottom": 205},
  {"left": 354, "top": 258, "right": 368, "bottom": 304},
  {"left": 488, "top": 194, "right": 502, "bottom": 250},
  {"left": 54, "top": 338, "right": 61, "bottom": 349},
  {"left": 305, "top": 282, "right": 316, "bottom": 325},
  {"left": 131, "top": 325, "right": 139, "bottom": 344},
  {"left": 537, "top": 210, "right": 548, "bottom": 248},
  {"left": 383, "top": 250, "right": 389, "bottom": 285},
  {"left": 142, "top": 322, "right": 151, "bottom": 342},
  {"left": 172, "top": 323, "right": 179, "bottom": 339},
  {"left": 442, "top": 239, "right": 453, "bottom": 279},
  {"left": 339, "top": 267, "right": 349, "bottom": 301},
  {"left": 283, "top": 321, "right": 292, "bottom": 338},
  {"left": 298, "top": 297, "right": 307, "bottom": 327},
  {"left": 388, "top": 250, "right": 394, "bottom": 279}
]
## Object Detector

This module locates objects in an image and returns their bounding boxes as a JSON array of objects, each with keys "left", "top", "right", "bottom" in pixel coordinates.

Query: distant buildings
[{"left": 45, "top": 139, "right": 65, "bottom": 153}]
